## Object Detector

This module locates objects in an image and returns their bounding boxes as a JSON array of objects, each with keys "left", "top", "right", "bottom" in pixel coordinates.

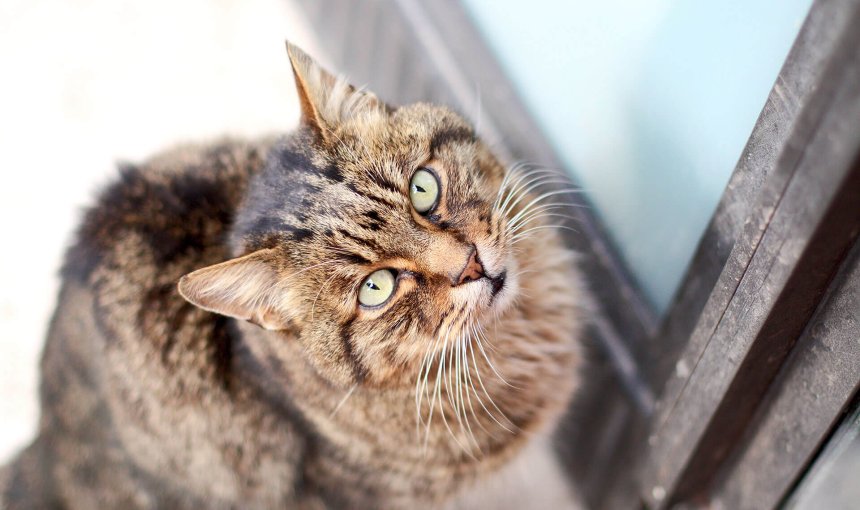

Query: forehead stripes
[
  {"left": 235, "top": 107, "right": 488, "bottom": 283},
  {"left": 428, "top": 126, "right": 476, "bottom": 155}
]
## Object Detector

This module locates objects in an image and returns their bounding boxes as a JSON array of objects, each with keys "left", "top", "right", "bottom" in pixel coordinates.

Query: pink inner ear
[
  {"left": 285, "top": 40, "right": 386, "bottom": 140},
  {"left": 286, "top": 41, "right": 327, "bottom": 135},
  {"left": 177, "top": 248, "right": 288, "bottom": 330}
]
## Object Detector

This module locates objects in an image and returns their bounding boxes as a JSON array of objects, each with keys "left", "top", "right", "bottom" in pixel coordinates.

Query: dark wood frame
[{"left": 293, "top": 0, "right": 860, "bottom": 507}]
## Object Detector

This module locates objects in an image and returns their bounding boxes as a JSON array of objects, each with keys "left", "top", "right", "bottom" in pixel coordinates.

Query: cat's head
[{"left": 179, "top": 43, "right": 542, "bottom": 388}]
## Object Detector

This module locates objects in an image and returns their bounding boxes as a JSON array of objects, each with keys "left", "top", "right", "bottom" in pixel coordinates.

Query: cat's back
[
  {"left": 53, "top": 138, "right": 276, "bottom": 420},
  {"left": 57, "top": 138, "right": 275, "bottom": 389},
  {"left": 1, "top": 137, "right": 307, "bottom": 509},
  {"left": 65, "top": 138, "right": 274, "bottom": 285}
]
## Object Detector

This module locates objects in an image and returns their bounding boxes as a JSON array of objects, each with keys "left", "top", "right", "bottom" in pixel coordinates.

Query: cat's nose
[{"left": 454, "top": 247, "right": 486, "bottom": 286}]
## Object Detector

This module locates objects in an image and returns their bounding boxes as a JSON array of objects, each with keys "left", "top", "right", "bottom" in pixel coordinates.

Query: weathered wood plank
[
  {"left": 709, "top": 238, "right": 860, "bottom": 509},
  {"left": 641, "top": 2, "right": 860, "bottom": 505},
  {"left": 646, "top": 0, "right": 857, "bottom": 397}
]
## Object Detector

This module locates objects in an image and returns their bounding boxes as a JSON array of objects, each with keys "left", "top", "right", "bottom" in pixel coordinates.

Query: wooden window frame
[{"left": 294, "top": 0, "right": 860, "bottom": 507}]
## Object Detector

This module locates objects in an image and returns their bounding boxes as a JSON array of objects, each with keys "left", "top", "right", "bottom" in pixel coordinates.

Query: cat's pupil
[
  {"left": 367, "top": 282, "right": 379, "bottom": 290},
  {"left": 415, "top": 185, "right": 426, "bottom": 193}
]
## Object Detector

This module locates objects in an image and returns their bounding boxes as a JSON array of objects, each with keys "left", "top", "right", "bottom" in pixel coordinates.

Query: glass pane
[
  {"left": 460, "top": 0, "right": 811, "bottom": 311},
  {"left": 785, "top": 398, "right": 860, "bottom": 509}
]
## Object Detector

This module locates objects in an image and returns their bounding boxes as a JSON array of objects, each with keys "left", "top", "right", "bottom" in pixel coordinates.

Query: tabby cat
[{"left": 0, "top": 43, "right": 586, "bottom": 509}]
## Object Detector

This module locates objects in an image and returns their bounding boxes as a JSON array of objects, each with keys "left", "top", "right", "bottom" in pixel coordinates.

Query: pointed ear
[
  {"left": 177, "top": 249, "right": 291, "bottom": 331},
  {"left": 285, "top": 41, "right": 386, "bottom": 140}
]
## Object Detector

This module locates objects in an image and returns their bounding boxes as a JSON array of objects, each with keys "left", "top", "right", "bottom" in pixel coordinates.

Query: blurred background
[{"left": 7, "top": 1, "right": 850, "bottom": 508}]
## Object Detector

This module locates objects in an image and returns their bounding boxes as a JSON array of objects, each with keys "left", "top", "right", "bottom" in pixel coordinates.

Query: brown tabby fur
[{"left": 0, "top": 43, "right": 586, "bottom": 509}]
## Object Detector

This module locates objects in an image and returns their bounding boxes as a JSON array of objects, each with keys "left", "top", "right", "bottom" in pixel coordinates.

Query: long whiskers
[
  {"left": 467, "top": 323, "right": 515, "bottom": 433},
  {"left": 421, "top": 320, "right": 450, "bottom": 452},
  {"left": 427, "top": 325, "right": 474, "bottom": 457},
  {"left": 414, "top": 311, "right": 521, "bottom": 457},
  {"left": 473, "top": 322, "right": 518, "bottom": 389},
  {"left": 492, "top": 163, "right": 587, "bottom": 250}
]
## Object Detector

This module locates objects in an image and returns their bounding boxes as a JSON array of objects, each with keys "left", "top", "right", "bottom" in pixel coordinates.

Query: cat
[{"left": 0, "top": 42, "right": 586, "bottom": 509}]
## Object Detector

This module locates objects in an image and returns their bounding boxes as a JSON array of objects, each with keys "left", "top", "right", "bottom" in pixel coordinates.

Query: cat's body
[{"left": 1, "top": 45, "right": 585, "bottom": 509}]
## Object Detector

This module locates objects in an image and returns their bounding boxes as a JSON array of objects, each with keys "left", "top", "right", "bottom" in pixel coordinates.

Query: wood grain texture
[
  {"left": 645, "top": 0, "right": 856, "bottom": 396},
  {"left": 641, "top": 1, "right": 860, "bottom": 506},
  {"left": 709, "top": 239, "right": 860, "bottom": 510}
]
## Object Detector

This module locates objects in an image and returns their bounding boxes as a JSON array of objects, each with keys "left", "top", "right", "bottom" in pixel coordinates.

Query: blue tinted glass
[{"left": 461, "top": 0, "right": 811, "bottom": 311}]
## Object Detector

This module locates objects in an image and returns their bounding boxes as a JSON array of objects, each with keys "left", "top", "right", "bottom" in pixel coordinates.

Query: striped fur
[{"left": 1, "top": 44, "right": 586, "bottom": 509}]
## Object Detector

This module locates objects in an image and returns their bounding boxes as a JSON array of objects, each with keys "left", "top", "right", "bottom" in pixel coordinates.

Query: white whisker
[
  {"left": 510, "top": 225, "right": 580, "bottom": 244},
  {"left": 498, "top": 167, "right": 569, "bottom": 215},
  {"left": 461, "top": 330, "right": 494, "bottom": 441},
  {"left": 311, "top": 268, "right": 344, "bottom": 321},
  {"left": 435, "top": 332, "right": 473, "bottom": 457},
  {"left": 507, "top": 202, "right": 583, "bottom": 233},
  {"left": 468, "top": 324, "right": 515, "bottom": 433},
  {"left": 504, "top": 188, "right": 582, "bottom": 229},
  {"left": 417, "top": 320, "right": 448, "bottom": 440},
  {"left": 329, "top": 384, "right": 357, "bottom": 418},
  {"left": 497, "top": 168, "right": 562, "bottom": 219},
  {"left": 474, "top": 323, "right": 518, "bottom": 389}
]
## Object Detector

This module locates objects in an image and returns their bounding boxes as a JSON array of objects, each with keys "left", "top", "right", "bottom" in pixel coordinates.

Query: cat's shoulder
[{"left": 63, "top": 137, "right": 276, "bottom": 283}]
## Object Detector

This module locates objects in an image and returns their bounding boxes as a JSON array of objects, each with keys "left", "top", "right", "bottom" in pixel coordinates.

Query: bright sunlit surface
[{"left": 460, "top": 0, "right": 812, "bottom": 312}]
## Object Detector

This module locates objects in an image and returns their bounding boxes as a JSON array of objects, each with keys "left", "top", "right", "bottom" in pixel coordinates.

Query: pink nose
[{"left": 455, "top": 248, "right": 486, "bottom": 286}]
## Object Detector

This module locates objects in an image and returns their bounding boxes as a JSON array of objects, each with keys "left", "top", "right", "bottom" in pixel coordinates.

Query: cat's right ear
[
  {"left": 285, "top": 41, "right": 386, "bottom": 141},
  {"left": 177, "top": 248, "right": 293, "bottom": 331}
]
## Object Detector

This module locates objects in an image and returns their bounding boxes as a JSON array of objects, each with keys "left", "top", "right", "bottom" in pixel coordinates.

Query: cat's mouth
[
  {"left": 489, "top": 270, "right": 506, "bottom": 300},
  {"left": 454, "top": 271, "right": 509, "bottom": 317},
  {"left": 485, "top": 255, "right": 519, "bottom": 315},
  {"left": 472, "top": 266, "right": 516, "bottom": 316},
  {"left": 456, "top": 245, "right": 510, "bottom": 301}
]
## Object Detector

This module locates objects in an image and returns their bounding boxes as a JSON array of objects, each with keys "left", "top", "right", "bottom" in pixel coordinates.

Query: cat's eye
[
  {"left": 409, "top": 168, "right": 440, "bottom": 214},
  {"left": 358, "top": 269, "right": 396, "bottom": 307}
]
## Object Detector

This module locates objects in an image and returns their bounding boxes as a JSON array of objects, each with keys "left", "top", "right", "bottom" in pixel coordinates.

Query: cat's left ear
[
  {"left": 177, "top": 249, "right": 293, "bottom": 331},
  {"left": 285, "top": 41, "right": 387, "bottom": 141}
]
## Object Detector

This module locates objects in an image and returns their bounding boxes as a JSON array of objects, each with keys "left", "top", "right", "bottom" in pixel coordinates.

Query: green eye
[
  {"left": 358, "top": 269, "right": 396, "bottom": 307},
  {"left": 409, "top": 168, "right": 440, "bottom": 214}
]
